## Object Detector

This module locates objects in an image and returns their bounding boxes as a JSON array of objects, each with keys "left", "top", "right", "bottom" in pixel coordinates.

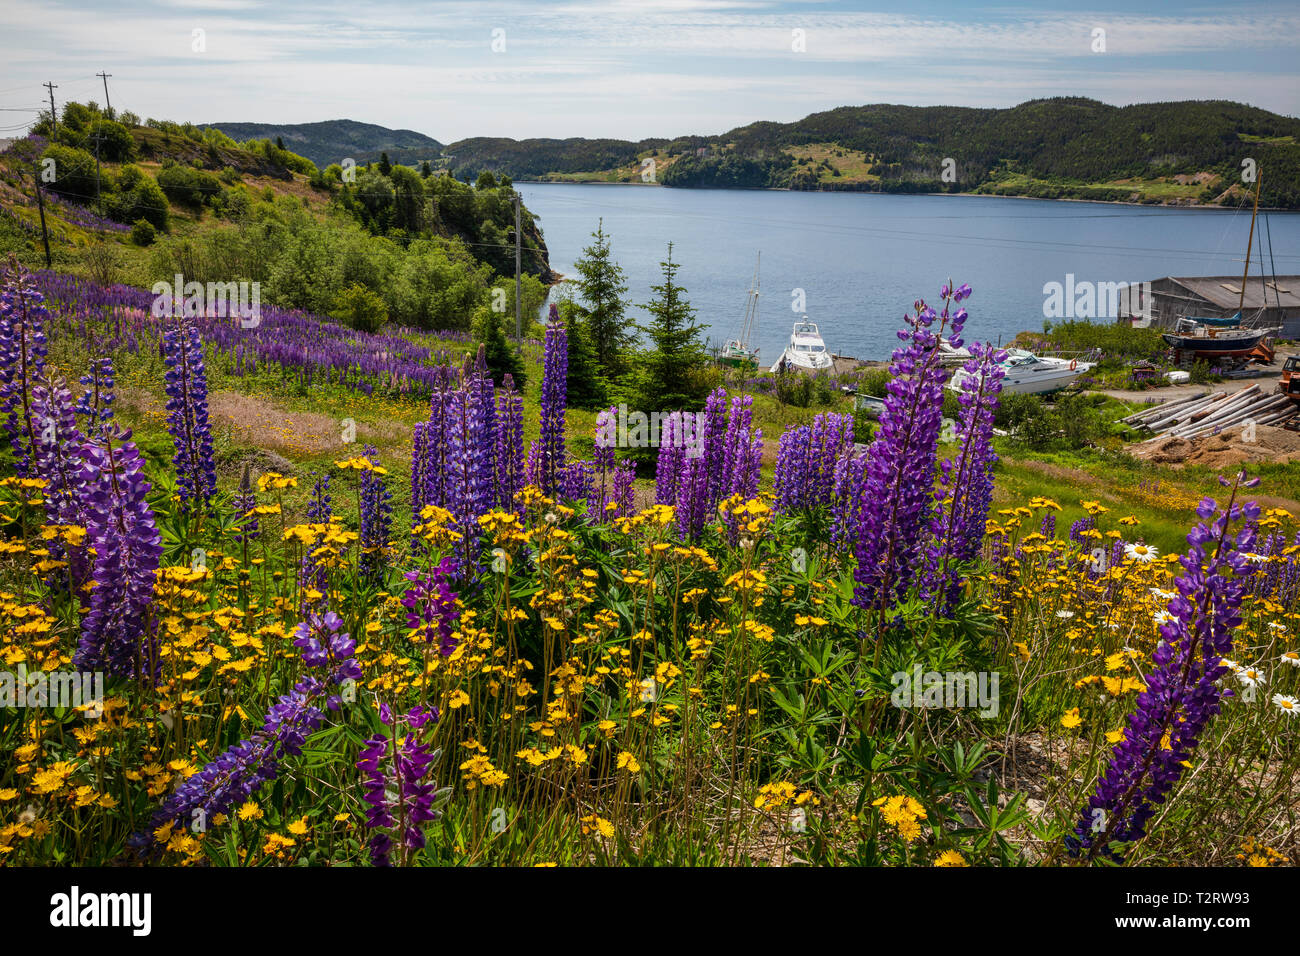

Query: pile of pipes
[{"left": 1119, "top": 386, "right": 1300, "bottom": 442}]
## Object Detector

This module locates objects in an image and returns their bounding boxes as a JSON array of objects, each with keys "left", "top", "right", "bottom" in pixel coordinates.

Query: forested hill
[
  {"left": 205, "top": 119, "right": 442, "bottom": 168},
  {"left": 481, "top": 98, "right": 1300, "bottom": 208},
  {"left": 209, "top": 99, "right": 1300, "bottom": 207}
]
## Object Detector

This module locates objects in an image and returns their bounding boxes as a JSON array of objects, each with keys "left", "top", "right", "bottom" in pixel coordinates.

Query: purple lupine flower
[
  {"left": 560, "top": 458, "right": 592, "bottom": 504},
  {"left": 1069, "top": 514, "right": 1096, "bottom": 548},
  {"left": 411, "top": 421, "right": 428, "bottom": 518},
  {"left": 359, "top": 445, "right": 393, "bottom": 579},
  {"left": 472, "top": 346, "right": 497, "bottom": 501},
  {"left": 698, "top": 387, "right": 728, "bottom": 505},
  {"left": 852, "top": 285, "right": 969, "bottom": 616},
  {"left": 774, "top": 412, "right": 855, "bottom": 513},
  {"left": 29, "top": 371, "right": 91, "bottom": 587},
  {"left": 30, "top": 371, "right": 87, "bottom": 528},
  {"left": 655, "top": 412, "right": 685, "bottom": 505},
  {"left": 830, "top": 446, "right": 869, "bottom": 550},
  {"left": 674, "top": 452, "right": 711, "bottom": 540},
  {"left": 524, "top": 439, "right": 543, "bottom": 491},
  {"left": 611, "top": 461, "right": 636, "bottom": 518},
  {"left": 138, "top": 612, "right": 360, "bottom": 852},
  {"left": 537, "top": 307, "right": 568, "bottom": 495},
  {"left": 420, "top": 367, "right": 456, "bottom": 510},
  {"left": 74, "top": 354, "right": 115, "bottom": 434},
  {"left": 446, "top": 385, "right": 490, "bottom": 566},
  {"left": 161, "top": 321, "right": 217, "bottom": 512},
  {"left": 919, "top": 342, "right": 1004, "bottom": 613},
  {"left": 306, "top": 471, "right": 332, "bottom": 521},
  {"left": 0, "top": 260, "right": 50, "bottom": 476},
  {"left": 72, "top": 432, "right": 164, "bottom": 681},
  {"left": 401, "top": 556, "right": 461, "bottom": 656},
  {"left": 1068, "top": 477, "right": 1260, "bottom": 861},
  {"left": 357, "top": 704, "right": 442, "bottom": 866},
  {"left": 495, "top": 373, "right": 523, "bottom": 508}
]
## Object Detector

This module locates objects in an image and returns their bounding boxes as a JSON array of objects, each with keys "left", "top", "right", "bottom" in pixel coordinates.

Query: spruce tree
[
  {"left": 378, "top": 152, "right": 392, "bottom": 176},
  {"left": 556, "top": 299, "right": 606, "bottom": 410},
  {"left": 573, "top": 219, "right": 630, "bottom": 377},
  {"left": 477, "top": 306, "right": 526, "bottom": 388},
  {"left": 634, "top": 243, "right": 708, "bottom": 411}
]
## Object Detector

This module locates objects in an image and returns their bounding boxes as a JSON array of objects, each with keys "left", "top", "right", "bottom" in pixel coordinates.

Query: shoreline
[{"left": 516, "top": 179, "right": 1290, "bottom": 212}]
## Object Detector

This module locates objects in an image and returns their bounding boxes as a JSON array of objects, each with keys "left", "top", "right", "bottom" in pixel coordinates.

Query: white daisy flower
[
  {"left": 1153, "top": 610, "right": 1172, "bottom": 626},
  {"left": 1056, "top": 610, "right": 1075, "bottom": 620},
  {"left": 1125, "top": 543, "right": 1159, "bottom": 563},
  {"left": 1268, "top": 622, "right": 1287, "bottom": 632},
  {"left": 1149, "top": 587, "right": 1176, "bottom": 601},
  {"left": 1279, "top": 650, "right": 1300, "bottom": 668},
  {"left": 1237, "top": 667, "right": 1267, "bottom": 689},
  {"left": 1272, "top": 694, "right": 1298, "bottom": 718},
  {"left": 1242, "top": 552, "right": 1268, "bottom": 564}
]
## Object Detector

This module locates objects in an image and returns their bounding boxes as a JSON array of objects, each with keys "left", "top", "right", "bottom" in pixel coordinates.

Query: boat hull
[
  {"left": 771, "top": 349, "right": 833, "bottom": 372},
  {"left": 1162, "top": 330, "right": 1271, "bottom": 358}
]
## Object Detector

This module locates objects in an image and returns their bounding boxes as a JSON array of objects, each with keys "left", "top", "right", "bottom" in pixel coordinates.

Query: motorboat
[
  {"left": 770, "top": 317, "right": 833, "bottom": 372},
  {"left": 949, "top": 347, "right": 1093, "bottom": 395},
  {"left": 937, "top": 339, "right": 972, "bottom": 367}
]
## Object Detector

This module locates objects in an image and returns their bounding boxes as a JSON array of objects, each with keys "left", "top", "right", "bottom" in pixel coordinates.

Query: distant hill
[
  {"left": 437, "top": 98, "right": 1300, "bottom": 209},
  {"left": 207, "top": 100, "right": 1300, "bottom": 208},
  {"left": 204, "top": 119, "right": 442, "bottom": 168}
]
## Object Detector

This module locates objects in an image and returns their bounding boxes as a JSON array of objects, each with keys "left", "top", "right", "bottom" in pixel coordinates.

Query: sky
[{"left": 1, "top": 0, "right": 1298, "bottom": 142}]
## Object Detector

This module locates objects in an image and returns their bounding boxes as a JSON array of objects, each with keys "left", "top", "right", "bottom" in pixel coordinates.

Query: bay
[{"left": 516, "top": 182, "right": 1300, "bottom": 365}]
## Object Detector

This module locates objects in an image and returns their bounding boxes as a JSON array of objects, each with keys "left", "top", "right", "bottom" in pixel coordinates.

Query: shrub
[
  {"left": 333, "top": 283, "right": 388, "bottom": 334},
  {"left": 130, "top": 218, "right": 156, "bottom": 246}
]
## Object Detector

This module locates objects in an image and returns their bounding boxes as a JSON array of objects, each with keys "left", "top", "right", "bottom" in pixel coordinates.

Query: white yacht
[
  {"left": 771, "top": 317, "right": 833, "bottom": 372},
  {"left": 948, "top": 347, "right": 1093, "bottom": 395}
]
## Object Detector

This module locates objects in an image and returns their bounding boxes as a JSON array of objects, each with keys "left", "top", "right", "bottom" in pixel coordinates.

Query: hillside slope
[{"left": 206, "top": 119, "right": 443, "bottom": 168}]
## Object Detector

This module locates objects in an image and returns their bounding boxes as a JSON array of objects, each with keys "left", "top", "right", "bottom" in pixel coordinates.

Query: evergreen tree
[
  {"left": 378, "top": 151, "right": 392, "bottom": 176},
  {"left": 421, "top": 160, "right": 432, "bottom": 178},
  {"left": 476, "top": 306, "right": 526, "bottom": 389},
  {"left": 634, "top": 243, "right": 708, "bottom": 411},
  {"left": 573, "top": 219, "right": 630, "bottom": 377},
  {"left": 275, "top": 135, "right": 285, "bottom": 150},
  {"left": 556, "top": 299, "right": 606, "bottom": 410}
]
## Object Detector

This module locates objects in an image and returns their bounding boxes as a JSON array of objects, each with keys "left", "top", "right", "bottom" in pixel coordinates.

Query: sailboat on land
[
  {"left": 719, "top": 253, "right": 761, "bottom": 370},
  {"left": 1162, "top": 166, "right": 1280, "bottom": 361}
]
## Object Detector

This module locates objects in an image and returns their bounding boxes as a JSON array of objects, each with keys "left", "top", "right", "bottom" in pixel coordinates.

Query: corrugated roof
[{"left": 1159, "top": 276, "right": 1300, "bottom": 310}]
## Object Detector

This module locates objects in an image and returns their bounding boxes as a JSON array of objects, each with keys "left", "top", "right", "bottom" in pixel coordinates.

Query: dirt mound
[{"left": 1131, "top": 424, "right": 1300, "bottom": 469}]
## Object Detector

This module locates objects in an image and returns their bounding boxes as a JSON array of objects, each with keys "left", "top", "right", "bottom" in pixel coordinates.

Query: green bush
[
  {"left": 333, "top": 283, "right": 388, "bottom": 334},
  {"left": 156, "top": 162, "right": 221, "bottom": 208},
  {"left": 40, "top": 144, "right": 99, "bottom": 202},
  {"left": 130, "top": 218, "right": 156, "bottom": 246}
]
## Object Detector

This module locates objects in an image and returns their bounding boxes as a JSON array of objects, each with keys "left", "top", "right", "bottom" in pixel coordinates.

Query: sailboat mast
[
  {"left": 1239, "top": 168, "right": 1262, "bottom": 315},
  {"left": 740, "top": 252, "right": 760, "bottom": 347}
]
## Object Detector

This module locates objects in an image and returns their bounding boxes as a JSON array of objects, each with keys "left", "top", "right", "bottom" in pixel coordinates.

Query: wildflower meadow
[{"left": 1, "top": 259, "right": 1298, "bottom": 873}]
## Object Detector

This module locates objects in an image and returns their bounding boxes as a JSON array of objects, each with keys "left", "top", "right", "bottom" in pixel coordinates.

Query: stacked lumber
[{"left": 1119, "top": 387, "right": 1300, "bottom": 442}]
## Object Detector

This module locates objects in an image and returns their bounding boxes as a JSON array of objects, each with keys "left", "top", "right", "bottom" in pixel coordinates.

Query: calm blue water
[{"left": 516, "top": 183, "right": 1300, "bottom": 364}]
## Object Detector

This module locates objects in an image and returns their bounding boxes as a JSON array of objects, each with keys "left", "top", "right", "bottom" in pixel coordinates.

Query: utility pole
[
  {"left": 32, "top": 170, "right": 52, "bottom": 269},
  {"left": 92, "top": 127, "right": 102, "bottom": 211},
  {"left": 513, "top": 191, "right": 522, "bottom": 338},
  {"left": 43, "top": 82, "right": 58, "bottom": 139},
  {"left": 96, "top": 72, "right": 112, "bottom": 116}
]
